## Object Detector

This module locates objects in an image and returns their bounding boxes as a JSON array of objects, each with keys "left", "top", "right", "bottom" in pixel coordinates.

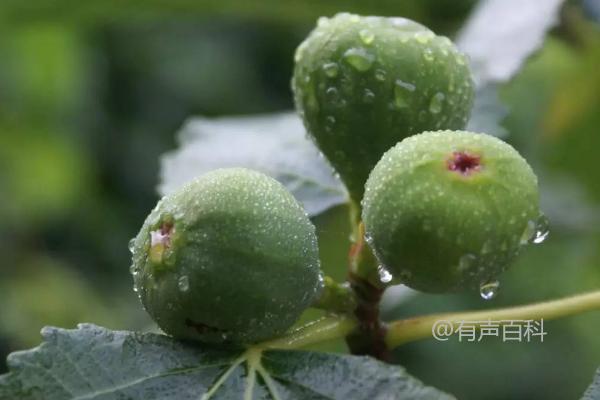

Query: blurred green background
[{"left": 0, "top": 1, "right": 599, "bottom": 399}]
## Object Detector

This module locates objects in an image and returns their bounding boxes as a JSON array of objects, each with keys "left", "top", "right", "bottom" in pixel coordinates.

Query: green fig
[
  {"left": 130, "top": 168, "right": 323, "bottom": 344},
  {"left": 362, "top": 131, "right": 541, "bottom": 293},
  {"left": 292, "top": 13, "right": 475, "bottom": 204}
]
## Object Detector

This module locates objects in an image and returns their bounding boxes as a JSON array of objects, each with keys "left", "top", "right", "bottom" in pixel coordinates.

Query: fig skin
[
  {"left": 362, "top": 131, "right": 540, "bottom": 293},
  {"left": 130, "top": 168, "right": 323, "bottom": 344},
  {"left": 292, "top": 12, "right": 474, "bottom": 204}
]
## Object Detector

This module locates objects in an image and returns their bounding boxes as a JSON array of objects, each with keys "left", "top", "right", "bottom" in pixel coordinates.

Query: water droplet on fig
[
  {"left": 520, "top": 220, "right": 536, "bottom": 245},
  {"left": 429, "top": 92, "right": 445, "bottom": 114},
  {"left": 378, "top": 265, "right": 393, "bottom": 283},
  {"left": 414, "top": 30, "right": 434, "bottom": 44},
  {"left": 458, "top": 253, "right": 476, "bottom": 272},
  {"left": 394, "top": 79, "right": 416, "bottom": 108},
  {"left": 359, "top": 29, "right": 375, "bottom": 45},
  {"left": 532, "top": 214, "right": 549, "bottom": 244},
  {"left": 374, "top": 69, "right": 387, "bottom": 81},
  {"left": 363, "top": 88, "right": 375, "bottom": 103},
  {"left": 479, "top": 280, "right": 499, "bottom": 300},
  {"left": 423, "top": 48, "right": 434, "bottom": 61},
  {"left": 343, "top": 48, "right": 374, "bottom": 72},
  {"left": 128, "top": 238, "right": 136, "bottom": 254},
  {"left": 322, "top": 62, "right": 339, "bottom": 78},
  {"left": 178, "top": 275, "right": 190, "bottom": 292}
]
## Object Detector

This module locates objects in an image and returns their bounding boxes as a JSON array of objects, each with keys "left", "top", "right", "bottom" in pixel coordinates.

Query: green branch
[
  {"left": 261, "top": 290, "right": 600, "bottom": 352},
  {"left": 385, "top": 290, "right": 600, "bottom": 348}
]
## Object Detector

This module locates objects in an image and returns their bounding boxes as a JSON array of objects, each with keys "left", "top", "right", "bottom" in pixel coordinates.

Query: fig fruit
[
  {"left": 362, "top": 131, "right": 540, "bottom": 293},
  {"left": 292, "top": 13, "right": 474, "bottom": 204},
  {"left": 130, "top": 168, "right": 322, "bottom": 344}
]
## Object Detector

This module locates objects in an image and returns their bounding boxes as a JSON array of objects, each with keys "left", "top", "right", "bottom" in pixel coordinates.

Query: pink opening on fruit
[
  {"left": 447, "top": 151, "right": 481, "bottom": 176},
  {"left": 151, "top": 222, "right": 174, "bottom": 249}
]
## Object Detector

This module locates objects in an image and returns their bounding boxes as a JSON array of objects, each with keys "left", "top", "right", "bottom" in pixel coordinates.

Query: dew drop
[
  {"left": 394, "top": 79, "right": 416, "bottom": 108},
  {"left": 374, "top": 69, "right": 387, "bottom": 81},
  {"left": 359, "top": 29, "right": 375, "bottom": 45},
  {"left": 325, "top": 86, "right": 339, "bottom": 99},
  {"left": 322, "top": 62, "right": 339, "bottom": 78},
  {"left": 178, "top": 275, "right": 190, "bottom": 292},
  {"left": 343, "top": 48, "right": 374, "bottom": 72},
  {"left": 414, "top": 31, "right": 434, "bottom": 44},
  {"left": 532, "top": 214, "right": 549, "bottom": 244},
  {"left": 429, "top": 92, "right": 445, "bottom": 114},
  {"left": 378, "top": 265, "right": 393, "bottom": 284},
  {"left": 363, "top": 88, "right": 375, "bottom": 103},
  {"left": 458, "top": 254, "right": 476, "bottom": 272},
  {"left": 128, "top": 238, "right": 136, "bottom": 254},
  {"left": 479, "top": 280, "right": 499, "bottom": 300},
  {"left": 520, "top": 220, "right": 537, "bottom": 245},
  {"left": 423, "top": 48, "right": 434, "bottom": 61},
  {"left": 129, "top": 264, "right": 138, "bottom": 276}
]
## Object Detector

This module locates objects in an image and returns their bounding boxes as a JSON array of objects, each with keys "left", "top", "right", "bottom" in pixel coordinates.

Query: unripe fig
[
  {"left": 130, "top": 168, "right": 323, "bottom": 344},
  {"left": 292, "top": 13, "right": 474, "bottom": 204},
  {"left": 362, "top": 131, "right": 540, "bottom": 293}
]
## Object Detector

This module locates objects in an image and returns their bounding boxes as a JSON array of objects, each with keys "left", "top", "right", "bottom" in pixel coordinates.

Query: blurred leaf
[
  {"left": 582, "top": 367, "right": 600, "bottom": 400},
  {"left": 457, "top": 0, "right": 566, "bottom": 136},
  {"left": 0, "top": 131, "right": 89, "bottom": 224},
  {"left": 0, "top": 258, "right": 115, "bottom": 348},
  {"left": 0, "top": 324, "right": 454, "bottom": 400},
  {"left": 457, "top": 0, "right": 565, "bottom": 86},
  {"left": 159, "top": 112, "right": 348, "bottom": 216},
  {"left": 0, "top": 0, "right": 475, "bottom": 30},
  {"left": 464, "top": 83, "right": 509, "bottom": 137}
]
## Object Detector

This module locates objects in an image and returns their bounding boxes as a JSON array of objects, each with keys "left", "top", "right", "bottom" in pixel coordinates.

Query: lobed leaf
[
  {"left": 0, "top": 324, "right": 454, "bottom": 400},
  {"left": 158, "top": 113, "right": 347, "bottom": 217},
  {"left": 581, "top": 367, "right": 600, "bottom": 400}
]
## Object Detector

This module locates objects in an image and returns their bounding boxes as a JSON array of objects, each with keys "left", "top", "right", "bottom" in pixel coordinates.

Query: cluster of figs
[{"left": 130, "top": 13, "right": 544, "bottom": 345}]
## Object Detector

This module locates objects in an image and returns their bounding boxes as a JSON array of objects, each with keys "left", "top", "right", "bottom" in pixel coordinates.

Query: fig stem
[
  {"left": 385, "top": 290, "right": 600, "bottom": 348},
  {"left": 346, "top": 220, "right": 390, "bottom": 359}
]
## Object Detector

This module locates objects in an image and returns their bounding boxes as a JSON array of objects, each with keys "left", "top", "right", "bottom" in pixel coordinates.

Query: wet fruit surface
[
  {"left": 362, "top": 131, "right": 540, "bottom": 293},
  {"left": 292, "top": 13, "right": 475, "bottom": 204},
  {"left": 130, "top": 168, "right": 323, "bottom": 344}
]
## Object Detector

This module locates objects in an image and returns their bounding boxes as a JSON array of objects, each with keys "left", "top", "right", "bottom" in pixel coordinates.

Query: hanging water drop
[
  {"left": 532, "top": 214, "right": 549, "bottom": 244},
  {"left": 178, "top": 275, "right": 190, "bottom": 292},
  {"left": 378, "top": 265, "right": 393, "bottom": 284},
  {"left": 479, "top": 280, "right": 499, "bottom": 300},
  {"left": 520, "top": 220, "right": 537, "bottom": 245}
]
